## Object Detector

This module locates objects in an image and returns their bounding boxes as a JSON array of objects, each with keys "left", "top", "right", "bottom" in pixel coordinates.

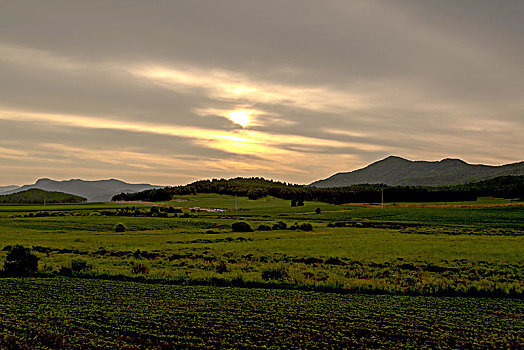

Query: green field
[
  {"left": 0, "top": 194, "right": 523, "bottom": 348},
  {"left": 1, "top": 278, "right": 522, "bottom": 349}
]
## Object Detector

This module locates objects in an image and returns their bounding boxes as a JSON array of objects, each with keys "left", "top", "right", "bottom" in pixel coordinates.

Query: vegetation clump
[
  {"left": 262, "top": 267, "right": 289, "bottom": 281},
  {"left": 131, "top": 262, "right": 150, "bottom": 275},
  {"left": 232, "top": 222, "right": 253, "bottom": 232},
  {"left": 2, "top": 245, "right": 39, "bottom": 276},
  {"left": 71, "top": 259, "right": 92, "bottom": 273},
  {"left": 114, "top": 223, "right": 127, "bottom": 232},
  {"left": 272, "top": 221, "right": 287, "bottom": 230}
]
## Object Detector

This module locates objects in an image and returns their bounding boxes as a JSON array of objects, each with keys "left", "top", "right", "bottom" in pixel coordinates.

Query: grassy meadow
[{"left": 0, "top": 194, "right": 522, "bottom": 348}]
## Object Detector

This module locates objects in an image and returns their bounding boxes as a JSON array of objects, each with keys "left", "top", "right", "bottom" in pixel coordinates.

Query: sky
[{"left": 1, "top": 0, "right": 523, "bottom": 186}]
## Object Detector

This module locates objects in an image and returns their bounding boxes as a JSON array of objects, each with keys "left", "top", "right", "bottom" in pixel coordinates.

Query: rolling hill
[
  {"left": 3, "top": 178, "right": 161, "bottom": 202},
  {"left": 0, "top": 188, "right": 86, "bottom": 204},
  {"left": 310, "top": 156, "right": 524, "bottom": 187},
  {"left": 0, "top": 185, "right": 19, "bottom": 194}
]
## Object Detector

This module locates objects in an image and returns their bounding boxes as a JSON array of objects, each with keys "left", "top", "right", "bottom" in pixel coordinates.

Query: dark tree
[
  {"left": 291, "top": 199, "right": 297, "bottom": 207},
  {"left": 315, "top": 207, "right": 321, "bottom": 214},
  {"left": 3, "top": 245, "right": 38, "bottom": 276}
]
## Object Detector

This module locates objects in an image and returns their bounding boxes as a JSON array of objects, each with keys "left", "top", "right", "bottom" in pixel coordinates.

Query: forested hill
[
  {"left": 311, "top": 156, "right": 524, "bottom": 187},
  {"left": 0, "top": 189, "right": 87, "bottom": 204},
  {"left": 112, "top": 176, "right": 524, "bottom": 204}
]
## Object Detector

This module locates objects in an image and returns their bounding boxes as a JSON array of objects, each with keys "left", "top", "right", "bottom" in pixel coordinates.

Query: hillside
[
  {"left": 310, "top": 156, "right": 524, "bottom": 187},
  {"left": 0, "top": 188, "right": 86, "bottom": 204},
  {"left": 4, "top": 178, "right": 161, "bottom": 202},
  {"left": 0, "top": 185, "right": 19, "bottom": 194},
  {"left": 113, "top": 175, "right": 524, "bottom": 204}
]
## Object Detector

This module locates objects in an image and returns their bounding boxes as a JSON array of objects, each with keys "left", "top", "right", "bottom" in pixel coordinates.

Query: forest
[{"left": 112, "top": 175, "right": 524, "bottom": 204}]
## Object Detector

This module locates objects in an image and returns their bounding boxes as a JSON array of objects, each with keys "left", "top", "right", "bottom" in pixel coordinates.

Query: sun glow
[{"left": 227, "top": 110, "right": 251, "bottom": 127}]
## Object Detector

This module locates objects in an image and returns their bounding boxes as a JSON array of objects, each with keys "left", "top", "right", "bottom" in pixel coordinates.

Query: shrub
[
  {"left": 149, "top": 206, "right": 160, "bottom": 215},
  {"left": 71, "top": 259, "right": 92, "bottom": 273},
  {"left": 216, "top": 261, "right": 228, "bottom": 274},
  {"left": 257, "top": 224, "right": 272, "bottom": 231},
  {"left": 131, "top": 262, "right": 150, "bottom": 274},
  {"left": 262, "top": 267, "right": 289, "bottom": 281},
  {"left": 114, "top": 223, "right": 127, "bottom": 232},
  {"left": 315, "top": 207, "right": 321, "bottom": 214},
  {"left": 272, "top": 221, "right": 287, "bottom": 230},
  {"left": 3, "top": 245, "right": 39, "bottom": 276},
  {"left": 232, "top": 222, "right": 253, "bottom": 232},
  {"left": 299, "top": 223, "right": 313, "bottom": 231}
]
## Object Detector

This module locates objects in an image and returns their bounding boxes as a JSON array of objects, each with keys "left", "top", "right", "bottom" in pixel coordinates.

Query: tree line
[{"left": 112, "top": 175, "right": 524, "bottom": 204}]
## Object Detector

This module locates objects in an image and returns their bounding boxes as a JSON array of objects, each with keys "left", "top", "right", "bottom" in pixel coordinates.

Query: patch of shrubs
[
  {"left": 256, "top": 224, "right": 272, "bottom": 231},
  {"left": 2, "top": 245, "right": 39, "bottom": 276},
  {"left": 59, "top": 259, "right": 92, "bottom": 276},
  {"left": 71, "top": 259, "right": 92, "bottom": 273},
  {"left": 232, "top": 222, "right": 253, "bottom": 232},
  {"left": 299, "top": 223, "right": 313, "bottom": 231},
  {"left": 289, "top": 222, "right": 313, "bottom": 231},
  {"left": 272, "top": 221, "right": 287, "bottom": 230},
  {"left": 261, "top": 267, "right": 289, "bottom": 281},
  {"left": 327, "top": 221, "right": 347, "bottom": 228}
]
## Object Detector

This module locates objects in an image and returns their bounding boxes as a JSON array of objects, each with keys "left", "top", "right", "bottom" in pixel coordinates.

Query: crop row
[{"left": 0, "top": 278, "right": 522, "bottom": 349}]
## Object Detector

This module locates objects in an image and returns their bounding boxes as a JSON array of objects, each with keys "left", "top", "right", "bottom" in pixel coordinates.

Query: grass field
[{"left": 0, "top": 194, "right": 522, "bottom": 348}]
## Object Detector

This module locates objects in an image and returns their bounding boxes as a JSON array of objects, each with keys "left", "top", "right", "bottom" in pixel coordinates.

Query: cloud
[
  {"left": 131, "top": 65, "right": 369, "bottom": 114},
  {"left": 0, "top": 1, "right": 523, "bottom": 186}
]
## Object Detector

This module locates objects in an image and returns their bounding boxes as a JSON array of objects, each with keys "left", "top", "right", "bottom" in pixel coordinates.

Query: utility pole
[
  {"left": 381, "top": 188, "right": 384, "bottom": 210},
  {"left": 44, "top": 195, "right": 46, "bottom": 207},
  {"left": 235, "top": 195, "right": 238, "bottom": 211}
]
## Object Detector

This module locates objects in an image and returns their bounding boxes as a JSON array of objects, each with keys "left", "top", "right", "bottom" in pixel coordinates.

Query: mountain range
[
  {"left": 310, "top": 156, "right": 524, "bottom": 187},
  {"left": 0, "top": 178, "right": 161, "bottom": 202}
]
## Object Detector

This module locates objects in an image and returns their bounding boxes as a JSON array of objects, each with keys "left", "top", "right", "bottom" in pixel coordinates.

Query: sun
[{"left": 227, "top": 110, "right": 251, "bottom": 128}]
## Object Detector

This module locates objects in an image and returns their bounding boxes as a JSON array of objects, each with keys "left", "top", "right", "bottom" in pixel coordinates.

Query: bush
[
  {"left": 216, "top": 261, "right": 228, "bottom": 274},
  {"left": 232, "top": 222, "right": 253, "bottom": 232},
  {"left": 315, "top": 207, "right": 321, "bottom": 214},
  {"left": 3, "top": 245, "right": 39, "bottom": 276},
  {"left": 149, "top": 206, "right": 160, "bottom": 215},
  {"left": 262, "top": 267, "right": 289, "bottom": 281},
  {"left": 114, "top": 223, "right": 127, "bottom": 232},
  {"left": 257, "top": 224, "right": 272, "bottom": 231},
  {"left": 131, "top": 262, "right": 150, "bottom": 274},
  {"left": 272, "top": 221, "right": 287, "bottom": 230},
  {"left": 71, "top": 259, "right": 92, "bottom": 273},
  {"left": 299, "top": 223, "right": 313, "bottom": 231}
]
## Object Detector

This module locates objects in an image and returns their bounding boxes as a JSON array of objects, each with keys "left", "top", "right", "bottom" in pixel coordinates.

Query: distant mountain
[
  {"left": 310, "top": 156, "right": 524, "bottom": 187},
  {"left": 0, "top": 185, "right": 19, "bottom": 194},
  {"left": 3, "top": 178, "right": 162, "bottom": 202},
  {"left": 0, "top": 188, "right": 86, "bottom": 204}
]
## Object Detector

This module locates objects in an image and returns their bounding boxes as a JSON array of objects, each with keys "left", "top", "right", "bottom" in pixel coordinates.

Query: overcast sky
[{"left": 1, "top": 0, "right": 523, "bottom": 186}]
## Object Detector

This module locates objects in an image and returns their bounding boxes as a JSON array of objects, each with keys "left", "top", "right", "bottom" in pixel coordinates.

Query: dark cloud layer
[{"left": 0, "top": 0, "right": 522, "bottom": 185}]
